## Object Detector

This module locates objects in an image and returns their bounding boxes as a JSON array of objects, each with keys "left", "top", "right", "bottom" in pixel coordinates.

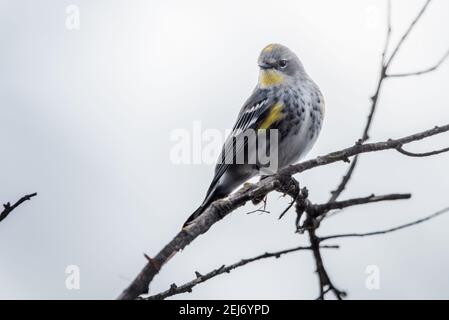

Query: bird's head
[{"left": 257, "top": 43, "right": 305, "bottom": 88}]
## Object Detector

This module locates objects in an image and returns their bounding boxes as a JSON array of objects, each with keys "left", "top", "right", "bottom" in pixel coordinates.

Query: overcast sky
[{"left": 0, "top": 0, "right": 448, "bottom": 299}]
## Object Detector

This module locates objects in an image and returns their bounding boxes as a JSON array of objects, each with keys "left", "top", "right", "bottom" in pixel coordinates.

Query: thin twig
[
  {"left": 329, "top": 158, "right": 359, "bottom": 203},
  {"left": 306, "top": 192, "right": 411, "bottom": 293},
  {"left": 146, "top": 245, "right": 339, "bottom": 300},
  {"left": 385, "top": 0, "right": 433, "bottom": 67},
  {"left": 396, "top": 145, "right": 449, "bottom": 157},
  {"left": 329, "top": 0, "right": 392, "bottom": 202},
  {"left": 308, "top": 227, "right": 345, "bottom": 300},
  {"left": 381, "top": 0, "right": 392, "bottom": 65},
  {"left": 320, "top": 206, "right": 449, "bottom": 242},
  {"left": 282, "top": 124, "right": 449, "bottom": 176},
  {"left": 0, "top": 193, "right": 37, "bottom": 224},
  {"left": 328, "top": 45, "right": 385, "bottom": 201},
  {"left": 278, "top": 199, "right": 296, "bottom": 220},
  {"left": 388, "top": 48, "right": 449, "bottom": 77},
  {"left": 311, "top": 193, "right": 411, "bottom": 218},
  {"left": 278, "top": 182, "right": 301, "bottom": 220}
]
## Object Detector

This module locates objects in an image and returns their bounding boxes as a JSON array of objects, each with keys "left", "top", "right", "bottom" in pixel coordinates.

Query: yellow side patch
[
  {"left": 259, "top": 102, "right": 284, "bottom": 129},
  {"left": 259, "top": 70, "right": 284, "bottom": 88}
]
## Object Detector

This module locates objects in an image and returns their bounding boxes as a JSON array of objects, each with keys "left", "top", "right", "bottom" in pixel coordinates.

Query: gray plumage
[{"left": 184, "top": 44, "right": 324, "bottom": 227}]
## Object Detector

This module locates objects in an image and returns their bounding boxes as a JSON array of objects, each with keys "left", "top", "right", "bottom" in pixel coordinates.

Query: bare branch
[
  {"left": 329, "top": 158, "right": 359, "bottom": 203},
  {"left": 282, "top": 124, "right": 449, "bottom": 176},
  {"left": 329, "top": 0, "right": 437, "bottom": 203},
  {"left": 311, "top": 193, "right": 411, "bottom": 217},
  {"left": 308, "top": 228, "right": 345, "bottom": 300},
  {"left": 117, "top": 180, "right": 283, "bottom": 300},
  {"left": 381, "top": 0, "right": 392, "bottom": 65},
  {"left": 316, "top": 1, "right": 444, "bottom": 299},
  {"left": 329, "top": 74, "right": 384, "bottom": 202},
  {"left": 146, "top": 245, "right": 338, "bottom": 300},
  {"left": 385, "top": 0, "right": 433, "bottom": 67},
  {"left": 118, "top": 124, "right": 449, "bottom": 300},
  {"left": 278, "top": 178, "right": 301, "bottom": 220},
  {"left": 320, "top": 206, "right": 449, "bottom": 242},
  {"left": 388, "top": 48, "right": 449, "bottom": 78},
  {"left": 396, "top": 144, "right": 449, "bottom": 157},
  {"left": 0, "top": 193, "right": 37, "bottom": 224},
  {"left": 329, "top": 1, "right": 392, "bottom": 202}
]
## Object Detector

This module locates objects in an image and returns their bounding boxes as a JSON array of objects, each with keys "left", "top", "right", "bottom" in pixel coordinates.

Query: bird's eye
[{"left": 279, "top": 60, "right": 288, "bottom": 68}]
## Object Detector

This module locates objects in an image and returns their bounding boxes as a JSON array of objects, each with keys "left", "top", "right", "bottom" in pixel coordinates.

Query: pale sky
[{"left": 0, "top": 0, "right": 448, "bottom": 299}]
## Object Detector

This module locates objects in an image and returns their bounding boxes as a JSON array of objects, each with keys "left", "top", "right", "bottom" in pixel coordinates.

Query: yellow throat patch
[
  {"left": 259, "top": 102, "right": 284, "bottom": 130},
  {"left": 259, "top": 69, "right": 284, "bottom": 88}
]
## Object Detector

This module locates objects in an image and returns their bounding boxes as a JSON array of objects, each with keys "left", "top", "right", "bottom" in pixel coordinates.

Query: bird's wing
[{"left": 206, "top": 89, "right": 281, "bottom": 195}]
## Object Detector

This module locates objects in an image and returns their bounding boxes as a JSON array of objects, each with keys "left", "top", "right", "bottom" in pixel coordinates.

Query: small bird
[{"left": 183, "top": 43, "right": 324, "bottom": 227}]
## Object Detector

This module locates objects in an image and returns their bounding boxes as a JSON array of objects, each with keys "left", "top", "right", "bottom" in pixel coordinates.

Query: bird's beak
[{"left": 258, "top": 62, "right": 274, "bottom": 70}]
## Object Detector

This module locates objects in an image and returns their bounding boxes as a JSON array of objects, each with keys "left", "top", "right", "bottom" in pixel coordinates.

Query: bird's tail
[
  {"left": 182, "top": 185, "right": 225, "bottom": 228},
  {"left": 182, "top": 205, "right": 207, "bottom": 228}
]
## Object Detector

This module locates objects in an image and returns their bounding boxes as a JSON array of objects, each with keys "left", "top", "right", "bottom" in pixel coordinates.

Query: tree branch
[
  {"left": 385, "top": 0, "right": 433, "bottom": 67},
  {"left": 0, "top": 193, "right": 37, "bottom": 224},
  {"left": 387, "top": 48, "right": 449, "bottom": 77},
  {"left": 145, "top": 245, "right": 338, "bottom": 300},
  {"left": 308, "top": 227, "right": 345, "bottom": 300},
  {"left": 329, "top": 1, "right": 391, "bottom": 202},
  {"left": 281, "top": 124, "right": 449, "bottom": 176},
  {"left": 310, "top": 193, "right": 411, "bottom": 217},
  {"left": 118, "top": 123, "right": 449, "bottom": 299},
  {"left": 329, "top": 0, "right": 437, "bottom": 202},
  {"left": 381, "top": 0, "right": 392, "bottom": 65},
  {"left": 396, "top": 144, "right": 449, "bottom": 157},
  {"left": 319, "top": 206, "right": 449, "bottom": 242},
  {"left": 315, "top": 0, "right": 445, "bottom": 299}
]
